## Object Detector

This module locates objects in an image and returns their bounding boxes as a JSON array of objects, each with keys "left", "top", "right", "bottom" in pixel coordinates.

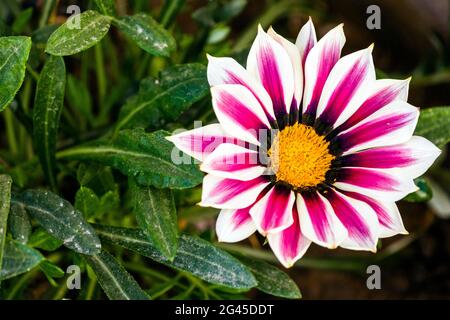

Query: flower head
[{"left": 167, "top": 19, "right": 441, "bottom": 268}]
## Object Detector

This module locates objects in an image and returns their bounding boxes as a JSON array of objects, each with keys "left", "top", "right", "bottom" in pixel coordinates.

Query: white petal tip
[{"left": 368, "top": 43, "right": 375, "bottom": 52}]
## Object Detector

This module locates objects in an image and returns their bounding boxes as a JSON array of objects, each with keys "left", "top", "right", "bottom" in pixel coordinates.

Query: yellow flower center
[{"left": 268, "top": 123, "right": 335, "bottom": 189}]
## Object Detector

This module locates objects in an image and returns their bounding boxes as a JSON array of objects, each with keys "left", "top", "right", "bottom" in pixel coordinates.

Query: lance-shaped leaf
[
  {"left": 130, "top": 180, "right": 178, "bottom": 260},
  {"left": 33, "top": 55, "right": 66, "bottom": 190},
  {"left": 57, "top": 129, "right": 203, "bottom": 189},
  {"left": 113, "top": 13, "right": 175, "bottom": 56},
  {"left": 238, "top": 256, "right": 301, "bottom": 299},
  {"left": 9, "top": 202, "right": 32, "bottom": 244},
  {"left": 84, "top": 250, "right": 150, "bottom": 300},
  {"left": 94, "top": 0, "right": 116, "bottom": 16},
  {"left": 0, "top": 240, "right": 44, "bottom": 280},
  {"left": 116, "top": 64, "right": 209, "bottom": 130},
  {"left": 414, "top": 106, "right": 450, "bottom": 148},
  {"left": 0, "top": 36, "right": 31, "bottom": 111},
  {"left": 94, "top": 224, "right": 257, "bottom": 289},
  {"left": 0, "top": 175, "right": 12, "bottom": 284},
  {"left": 12, "top": 190, "right": 101, "bottom": 255},
  {"left": 46, "top": 10, "right": 111, "bottom": 56}
]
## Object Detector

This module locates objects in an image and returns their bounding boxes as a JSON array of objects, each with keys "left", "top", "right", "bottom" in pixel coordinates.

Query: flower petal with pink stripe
[{"left": 216, "top": 207, "right": 256, "bottom": 242}]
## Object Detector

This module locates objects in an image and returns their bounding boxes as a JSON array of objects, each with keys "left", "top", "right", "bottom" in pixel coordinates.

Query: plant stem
[{"left": 95, "top": 43, "right": 107, "bottom": 104}]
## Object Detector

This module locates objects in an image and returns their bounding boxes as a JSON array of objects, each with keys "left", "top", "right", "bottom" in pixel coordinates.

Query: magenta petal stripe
[
  {"left": 216, "top": 207, "right": 256, "bottom": 242},
  {"left": 324, "top": 189, "right": 379, "bottom": 251},
  {"left": 250, "top": 185, "right": 295, "bottom": 234},
  {"left": 334, "top": 79, "right": 410, "bottom": 134},
  {"left": 333, "top": 167, "right": 418, "bottom": 201},
  {"left": 211, "top": 84, "right": 271, "bottom": 146},
  {"left": 333, "top": 100, "right": 419, "bottom": 154},
  {"left": 340, "top": 190, "right": 407, "bottom": 238},
  {"left": 247, "top": 26, "right": 294, "bottom": 124},
  {"left": 302, "top": 24, "right": 345, "bottom": 123},
  {"left": 267, "top": 205, "right": 311, "bottom": 268},
  {"left": 200, "top": 175, "right": 270, "bottom": 209},
  {"left": 295, "top": 17, "right": 317, "bottom": 67},
  {"left": 166, "top": 123, "right": 244, "bottom": 161},
  {"left": 297, "top": 192, "right": 347, "bottom": 248},
  {"left": 207, "top": 55, "right": 276, "bottom": 121},
  {"left": 316, "top": 47, "right": 375, "bottom": 131}
]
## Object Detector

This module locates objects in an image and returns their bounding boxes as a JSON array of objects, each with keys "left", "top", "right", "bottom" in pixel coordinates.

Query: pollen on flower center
[{"left": 268, "top": 123, "right": 335, "bottom": 189}]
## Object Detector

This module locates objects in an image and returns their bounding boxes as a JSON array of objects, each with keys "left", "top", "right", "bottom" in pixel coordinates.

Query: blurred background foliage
[{"left": 0, "top": 0, "right": 449, "bottom": 299}]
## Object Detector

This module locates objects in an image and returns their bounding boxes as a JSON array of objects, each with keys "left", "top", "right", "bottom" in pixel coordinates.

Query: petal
[
  {"left": 200, "top": 143, "right": 267, "bottom": 181},
  {"left": 339, "top": 136, "right": 441, "bottom": 178},
  {"left": 335, "top": 78, "right": 410, "bottom": 134},
  {"left": 341, "top": 191, "right": 407, "bottom": 238},
  {"left": 302, "top": 24, "right": 345, "bottom": 122},
  {"left": 333, "top": 100, "right": 419, "bottom": 154},
  {"left": 247, "top": 25, "right": 295, "bottom": 122},
  {"left": 297, "top": 191, "right": 347, "bottom": 249},
  {"left": 216, "top": 207, "right": 256, "bottom": 242},
  {"left": 324, "top": 188, "right": 380, "bottom": 251},
  {"left": 249, "top": 185, "right": 296, "bottom": 234},
  {"left": 268, "top": 27, "right": 303, "bottom": 113},
  {"left": 267, "top": 205, "right": 311, "bottom": 268},
  {"left": 333, "top": 167, "right": 418, "bottom": 202},
  {"left": 207, "top": 55, "right": 275, "bottom": 121},
  {"left": 295, "top": 17, "right": 317, "bottom": 67},
  {"left": 211, "top": 84, "right": 271, "bottom": 146},
  {"left": 316, "top": 46, "right": 376, "bottom": 131},
  {"left": 166, "top": 123, "right": 242, "bottom": 161},
  {"left": 199, "top": 175, "right": 270, "bottom": 209}
]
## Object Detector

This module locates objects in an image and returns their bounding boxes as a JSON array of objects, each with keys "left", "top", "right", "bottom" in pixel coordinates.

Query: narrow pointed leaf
[
  {"left": 94, "top": 0, "right": 116, "bottom": 16},
  {"left": 0, "top": 175, "right": 12, "bottom": 285},
  {"left": 116, "top": 64, "right": 209, "bottom": 130},
  {"left": 113, "top": 13, "right": 175, "bottom": 56},
  {"left": 46, "top": 10, "right": 111, "bottom": 56},
  {"left": 12, "top": 190, "right": 101, "bottom": 255},
  {"left": 84, "top": 250, "right": 150, "bottom": 300},
  {"left": 94, "top": 224, "right": 257, "bottom": 289},
  {"left": 0, "top": 240, "right": 44, "bottom": 280},
  {"left": 33, "top": 55, "right": 66, "bottom": 189},
  {"left": 58, "top": 129, "right": 203, "bottom": 189},
  {"left": 414, "top": 106, "right": 450, "bottom": 148},
  {"left": 0, "top": 36, "right": 31, "bottom": 111},
  {"left": 238, "top": 256, "right": 301, "bottom": 299},
  {"left": 130, "top": 180, "right": 178, "bottom": 260},
  {"left": 9, "top": 202, "right": 32, "bottom": 244}
]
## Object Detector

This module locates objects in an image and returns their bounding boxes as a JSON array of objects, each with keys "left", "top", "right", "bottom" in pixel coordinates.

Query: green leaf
[
  {"left": 116, "top": 63, "right": 209, "bottom": 130},
  {"left": 84, "top": 250, "right": 150, "bottom": 300},
  {"left": 415, "top": 106, "right": 450, "bottom": 148},
  {"left": 58, "top": 129, "right": 203, "bottom": 189},
  {"left": 66, "top": 74, "right": 93, "bottom": 125},
  {"left": 0, "top": 175, "right": 12, "bottom": 285},
  {"left": 94, "top": 224, "right": 257, "bottom": 289},
  {"left": 403, "top": 177, "right": 433, "bottom": 202},
  {"left": 39, "top": 260, "right": 65, "bottom": 286},
  {"left": 33, "top": 55, "right": 66, "bottom": 189},
  {"left": 94, "top": 0, "right": 116, "bottom": 16},
  {"left": 130, "top": 180, "right": 178, "bottom": 260},
  {"left": 28, "top": 228, "right": 62, "bottom": 251},
  {"left": 0, "top": 36, "right": 31, "bottom": 111},
  {"left": 12, "top": 8, "right": 34, "bottom": 34},
  {"left": 75, "top": 186, "right": 100, "bottom": 219},
  {"left": 113, "top": 13, "right": 175, "bottom": 56},
  {"left": 46, "top": 10, "right": 111, "bottom": 56},
  {"left": 239, "top": 256, "right": 301, "bottom": 299},
  {"left": 0, "top": 240, "right": 44, "bottom": 280},
  {"left": 9, "top": 202, "right": 32, "bottom": 244},
  {"left": 12, "top": 190, "right": 101, "bottom": 255}
]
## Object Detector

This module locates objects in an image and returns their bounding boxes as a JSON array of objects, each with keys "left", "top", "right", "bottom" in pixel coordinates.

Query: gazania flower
[{"left": 167, "top": 19, "right": 440, "bottom": 268}]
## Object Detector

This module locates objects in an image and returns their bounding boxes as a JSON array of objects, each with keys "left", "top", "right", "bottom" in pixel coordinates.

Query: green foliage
[
  {"left": 46, "top": 11, "right": 111, "bottom": 56},
  {"left": 130, "top": 180, "right": 178, "bottom": 261},
  {"left": 12, "top": 190, "right": 101, "bottom": 255},
  {"left": 8, "top": 203, "right": 32, "bottom": 244},
  {"left": 0, "top": 175, "right": 12, "bottom": 285},
  {"left": 0, "top": 36, "right": 31, "bottom": 111},
  {"left": 58, "top": 129, "right": 203, "bottom": 189},
  {"left": 84, "top": 251, "right": 150, "bottom": 300},
  {"left": 33, "top": 55, "right": 66, "bottom": 189},
  {"left": 415, "top": 106, "right": 450, "bottom": 148},
  {"left": 0, "top": 240, "right": 44, "bottom": 280},
  {"left": 94, "top": 224, "right": 258, "bottom": 290}
]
